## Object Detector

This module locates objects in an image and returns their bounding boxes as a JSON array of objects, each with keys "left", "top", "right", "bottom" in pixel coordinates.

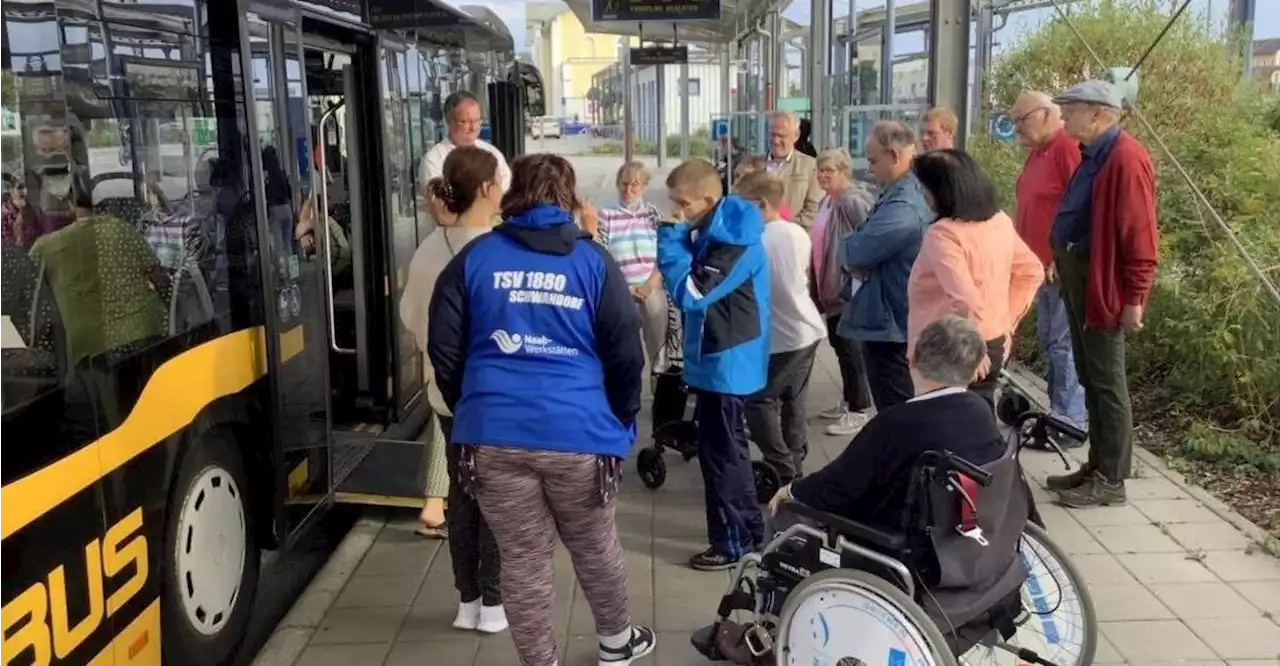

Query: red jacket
[{"left": 1085, "top": 131, "right": 1159, "bottom": 329}]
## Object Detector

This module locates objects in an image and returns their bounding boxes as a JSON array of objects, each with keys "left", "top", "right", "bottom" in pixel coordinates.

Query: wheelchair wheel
[
  {"left": 776, "top": 569, "right": 959, "bottom": 666},
  {"left": 753, "top": 460, "right": 782, "bottom": 504},
  {"left": 636, "top": 447, "right": 667, "bottom": 490},
  {"left": 996, "top": 391, "right": 1032, "bottom": 427},
  {"left": 958, "top": 523, "right": 1096, "bottom": 666}
]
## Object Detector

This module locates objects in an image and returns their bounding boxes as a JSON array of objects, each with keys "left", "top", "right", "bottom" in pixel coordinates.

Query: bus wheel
[{"left": 161, "top": 435, "right": 260, "bottom": 666}]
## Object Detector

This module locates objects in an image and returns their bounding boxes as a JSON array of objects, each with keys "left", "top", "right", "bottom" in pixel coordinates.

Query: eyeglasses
[{"left": 1012, "top": 107, "right": 1048, "bottom": 126}]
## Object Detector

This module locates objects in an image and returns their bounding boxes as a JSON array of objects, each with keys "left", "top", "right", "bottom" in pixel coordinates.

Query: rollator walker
[
  {"left": 690, "top": 432, "right": 1098, "bottom": 666},
  {"left": 999, "top": 368, "right": 1090, "bottom": 453},
  {"left": 635, "top": 304, "right": 783, "bottom": 503},
  {"left": 638, "top": 364, "right": 784, "bottom": 503}
]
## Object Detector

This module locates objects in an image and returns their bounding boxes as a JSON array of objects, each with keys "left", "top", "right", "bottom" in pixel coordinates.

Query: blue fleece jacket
[
  {"left": 427, "top": 205, "right": 644, "bottom": 458},
  {"left": 656, "top": 195, "right": 770, "bottom": 396}
]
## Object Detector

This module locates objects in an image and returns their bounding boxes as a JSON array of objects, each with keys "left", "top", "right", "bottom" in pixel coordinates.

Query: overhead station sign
[
  {"left": 367, "top": 0, "right": 470, "bottom": 29},
  {"left": 592, "top": 0, "right": 721, "bottom": 22},
  {"left": 630, "top": 45, "right": 689, "bottom": 65}
]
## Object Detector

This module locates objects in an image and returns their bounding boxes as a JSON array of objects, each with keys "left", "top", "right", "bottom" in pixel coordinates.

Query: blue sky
[{"left": 481, "top": 0, "right": 1278, "bottom": 54}]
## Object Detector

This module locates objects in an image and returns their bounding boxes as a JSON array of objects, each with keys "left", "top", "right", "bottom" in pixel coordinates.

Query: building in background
[
  {"left": 1254, "top": 38, "right": 1280, "bottom": 92},
  {"left": 526, "top": 2, "right": 630, "bottom": 120}
]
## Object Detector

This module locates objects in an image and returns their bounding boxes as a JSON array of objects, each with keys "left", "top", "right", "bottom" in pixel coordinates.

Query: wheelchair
[
  {"left": 636, "top": 363, "right": 783, "bottom": 503},
  {"left": 691, "top": 445, "right": 1097, "bottom": 666}
]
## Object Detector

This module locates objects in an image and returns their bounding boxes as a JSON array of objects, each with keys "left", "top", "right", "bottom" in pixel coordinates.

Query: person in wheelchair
[
  {"left": 768, "top": 314, "right": 1008, "bottom": 533},
  {"left": 696, "top": 315, "right": 1032, "bottom": 664}
]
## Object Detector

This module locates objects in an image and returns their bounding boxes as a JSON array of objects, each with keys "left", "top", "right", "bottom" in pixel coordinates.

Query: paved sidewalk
[{"left": 259, "top": 345, "right": 1280, "bottom": 666}]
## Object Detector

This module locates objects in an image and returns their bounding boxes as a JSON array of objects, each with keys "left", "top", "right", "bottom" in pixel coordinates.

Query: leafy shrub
[{"left": 971, "top": 0, "right": 1280, "bottom": 453}]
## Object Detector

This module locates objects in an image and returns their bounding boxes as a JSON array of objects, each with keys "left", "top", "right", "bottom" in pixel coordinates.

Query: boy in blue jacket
[{"left": 658, "top": 159, "right": 771, "bottom": 570}]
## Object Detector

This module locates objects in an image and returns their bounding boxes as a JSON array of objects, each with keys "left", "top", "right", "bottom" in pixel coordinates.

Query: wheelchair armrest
[{"left": 781, "top": 500, "right": 907, "bottom": 553}]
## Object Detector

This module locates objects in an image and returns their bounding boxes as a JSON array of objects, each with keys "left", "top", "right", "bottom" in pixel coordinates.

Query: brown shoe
[{"left": 1045, "top": 465, "right": 1093, "bottom": 492}]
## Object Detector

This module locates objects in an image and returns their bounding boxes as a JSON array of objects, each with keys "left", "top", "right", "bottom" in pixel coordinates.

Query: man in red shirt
[
  {"left": 1012, "top": 91, "right": 1088, "bottom": 435},
  {"left": 1045, "top": 81, "right": 1159, "bottom": 508}
]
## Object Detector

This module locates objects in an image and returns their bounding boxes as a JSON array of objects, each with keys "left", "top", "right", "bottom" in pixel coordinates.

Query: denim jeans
[{"left": 1035, "top": 282, "right": 1087, "bottom": 429}]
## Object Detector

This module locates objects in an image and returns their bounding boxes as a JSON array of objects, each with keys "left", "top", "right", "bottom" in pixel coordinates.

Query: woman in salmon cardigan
[{"left": 906, "top": 149, "right": 1045, "bottom": 408}]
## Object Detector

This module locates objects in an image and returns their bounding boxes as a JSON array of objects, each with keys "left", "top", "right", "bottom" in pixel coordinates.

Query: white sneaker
[
  {"left": 825, "top": 410, "right": 870, "bottom": 436},
  {"left": 599, "top": 625, "right": 657, "bottom": 665},
  {"left": 819, "top": 402, "right": 848, "bottom": 420},
  {"left": 453, "top": 600, "right": 480, "bottom": 630},
  {"left": 477, "top": 604, "right": 509, "bottom": 634}
]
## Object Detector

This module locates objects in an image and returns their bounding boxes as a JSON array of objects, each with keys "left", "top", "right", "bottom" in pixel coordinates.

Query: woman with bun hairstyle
[{"left": 399, "top": 145, "right": 507, "bottom": 634}]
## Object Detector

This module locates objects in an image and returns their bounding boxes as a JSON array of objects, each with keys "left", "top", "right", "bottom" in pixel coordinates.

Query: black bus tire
[{"left": 161, "top": 434, "right": 260, "bottom": 666}]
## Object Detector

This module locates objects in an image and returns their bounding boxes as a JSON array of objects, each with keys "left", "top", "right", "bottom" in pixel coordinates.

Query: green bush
[{"left": 971, "top": 0, "right": 1280, "bottom": 452}]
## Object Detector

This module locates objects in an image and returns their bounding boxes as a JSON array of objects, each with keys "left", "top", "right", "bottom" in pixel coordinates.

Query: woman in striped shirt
[{"left": 597, "top": 161, "right": 668, "bottom": 371}]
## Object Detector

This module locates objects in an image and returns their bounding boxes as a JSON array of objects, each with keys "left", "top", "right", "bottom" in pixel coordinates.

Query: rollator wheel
[
  {"left": 776, "top": 569, "right": 959, "bottom": 666},
  {"left": 960, "top": 523, "right": 1098, "bottom": 666},
  {"left": 752, "top": 460, "right": 782, "bottom": 504},
  {"left": 997, "top": 391, "right": 1032, "bottom": 426},
  {"left": 637, "top": 447, "right": 667, "bottom": 490}
]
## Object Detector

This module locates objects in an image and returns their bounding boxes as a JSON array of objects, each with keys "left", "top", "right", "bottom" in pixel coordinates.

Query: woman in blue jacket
[{"left": 428, "top": 154, "right": 655, "bottom": 666}]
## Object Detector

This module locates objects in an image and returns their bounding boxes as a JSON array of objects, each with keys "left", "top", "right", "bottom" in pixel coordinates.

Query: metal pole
[
  {"left": 928, "top": 0, "right": 971, "bottom": 148},
  {"left": 1228, "top": 0, "right": 1256, "bottom": 80},
  {"left": 809, "top": 0, "right": 830, "bottom": 149},
  {"left": 656, "top": 63, "right": 666, "bottom": 167},
  {"left": 623, "top": 44, "right": 634, "bottom": 163},
  {"left": 680, "top": 61, "right": 691, "bottom": 160},
  {"left": 880, "top": 0, "right": 896, "bottom": 104},
  {"left": 971, "top": 1, "right": 994, "bottom": 135}
]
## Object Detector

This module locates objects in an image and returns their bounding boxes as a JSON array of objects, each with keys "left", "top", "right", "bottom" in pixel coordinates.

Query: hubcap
[{"left": 174, "top": 465, "right": 247, "bottom": 636}]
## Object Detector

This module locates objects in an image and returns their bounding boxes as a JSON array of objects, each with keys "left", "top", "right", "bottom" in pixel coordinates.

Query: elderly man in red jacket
[{"left": 1044, "top": 80, "right": 1158, "bottom": 508}]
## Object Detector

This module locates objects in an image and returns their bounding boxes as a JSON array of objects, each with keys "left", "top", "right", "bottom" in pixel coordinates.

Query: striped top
[{"left": 597, "top": 202, "right": 661, "bottom": 287}]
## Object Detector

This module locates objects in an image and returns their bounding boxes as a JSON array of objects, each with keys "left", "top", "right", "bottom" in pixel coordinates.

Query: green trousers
[{"left": 1053, "top": 246, "right": 1134, "bottom": 483}]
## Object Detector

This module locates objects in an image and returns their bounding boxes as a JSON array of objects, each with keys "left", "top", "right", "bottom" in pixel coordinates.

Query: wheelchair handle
[{"left": 924, "top": 450, "right": 993, "bottom": 487}]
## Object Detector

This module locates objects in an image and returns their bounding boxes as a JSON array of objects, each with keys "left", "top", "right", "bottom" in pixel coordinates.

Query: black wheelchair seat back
[{"left": 918, "top": 438, "right": 1030, "bottom": 637}]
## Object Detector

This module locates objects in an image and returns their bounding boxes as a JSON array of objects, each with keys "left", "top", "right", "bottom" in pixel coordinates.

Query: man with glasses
[
  {"left": 921, "top": 106, "right": 958, "bottom": 151},
  {"left": 1010, "top": 90, "right": 1088, "bottom": 440},
  {"left": 1043, "top": 80, "right": 1158, "bottom": 508},
  {"left": 765, "top": 111, "right": 823, "bottom": 229},
  {"left": 421, "top": 91, "right": 512, "bottom": 212}
]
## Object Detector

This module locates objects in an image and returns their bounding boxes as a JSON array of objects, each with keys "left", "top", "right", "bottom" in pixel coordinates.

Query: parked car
[{"left": 530, "top": 116, "right": 562, "bottom": 139}]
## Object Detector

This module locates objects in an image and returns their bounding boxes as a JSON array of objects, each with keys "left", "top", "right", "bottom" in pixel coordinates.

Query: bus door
[{"left": 243, "top": 5, "right": 336, "bottom": 544}]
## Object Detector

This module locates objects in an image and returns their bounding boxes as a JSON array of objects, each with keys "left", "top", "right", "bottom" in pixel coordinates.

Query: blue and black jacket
[
  {"left": 427, "top": 205, "right": 644, "bottom": 459},
  {"left": 656, "top": 195, "right": 770, "bottom": 396}
]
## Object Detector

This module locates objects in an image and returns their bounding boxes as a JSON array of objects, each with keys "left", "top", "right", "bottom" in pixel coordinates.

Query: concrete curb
[
  {"left": 249, "top": 515, "right": 388, "bottom": 666},
  {"left": 1005, "top": 362, "right": 1276, "bottom": 555}
]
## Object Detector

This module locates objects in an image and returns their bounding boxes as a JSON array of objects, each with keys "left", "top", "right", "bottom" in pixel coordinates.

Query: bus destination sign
[
  {"left": 592, "top": 0, "right": 720, "bottom": 22},
  {"left": 368, "top": 0, "right": 470, "bottom": 29},
  {"left": 630, "top": 45, "right": 690, "bottom": 66}
]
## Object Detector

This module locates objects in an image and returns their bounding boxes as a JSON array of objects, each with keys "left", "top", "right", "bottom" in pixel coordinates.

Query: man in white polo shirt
[{"left": 420, "top": 91, "right": 512, "bottom": 216}]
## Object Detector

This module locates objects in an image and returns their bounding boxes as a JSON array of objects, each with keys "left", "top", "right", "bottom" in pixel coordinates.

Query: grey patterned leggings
[{"left": 472, "top": 446, "right": 631, "bottom": 666}]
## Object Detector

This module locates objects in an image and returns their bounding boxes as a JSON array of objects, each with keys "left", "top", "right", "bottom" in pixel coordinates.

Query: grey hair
[
  {"left": 769, "top": 110, "right": 799, "bottom": 130},
  {"left": 816, "top": 148, "right": 854, "bottom": 176},
  {"left": 912, "top": 315, "right": 988, "bottom": 386},
  {"left": 444, "top": 91, "right": 479, "bottom": 121},
  {"left": 869, "top": 120, "right": 917, "bottom": 152}
]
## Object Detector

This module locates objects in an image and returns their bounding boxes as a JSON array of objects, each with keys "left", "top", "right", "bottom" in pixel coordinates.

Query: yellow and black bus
[{"left": 0, "top": 0, "right": 541, "bottom": 664}]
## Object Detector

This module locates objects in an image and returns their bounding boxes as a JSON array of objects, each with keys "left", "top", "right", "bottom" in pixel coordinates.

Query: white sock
[{"left": 599, "top": 626, "right": 632, "bottom": 650}]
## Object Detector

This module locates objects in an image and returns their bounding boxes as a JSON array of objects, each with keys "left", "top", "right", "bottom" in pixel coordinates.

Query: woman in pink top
[{"left": 907, "top": 149, "right": 1045, "bottom": 407}]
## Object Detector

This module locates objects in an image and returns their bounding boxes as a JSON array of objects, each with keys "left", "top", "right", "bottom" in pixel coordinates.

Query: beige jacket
[
  {"left": 774, "top": 151, "right": 824, "bottom": 230},
  {"left": 399, "top": 226, "right": 490, "bottom": 415}
]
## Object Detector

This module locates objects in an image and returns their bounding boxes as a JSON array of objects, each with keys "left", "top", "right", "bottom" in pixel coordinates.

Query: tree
[{"left": 969, "top": 0, "right": 1280, "bottom": 456}]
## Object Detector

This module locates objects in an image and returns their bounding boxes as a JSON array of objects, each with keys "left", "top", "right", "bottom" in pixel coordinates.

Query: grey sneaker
[
  {"left": 819, "top": 402, "right": 848, "bottom": 420},
  {"left": 1055, "top": 476, "right": 1127, "bottom": 508},
  {"left": 825, "top": 410, "right": 870, "bottom": 436},
  {"left": 1045, "top": 465, "right": 1093, "bottom": 492}
]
